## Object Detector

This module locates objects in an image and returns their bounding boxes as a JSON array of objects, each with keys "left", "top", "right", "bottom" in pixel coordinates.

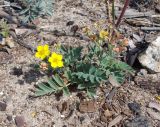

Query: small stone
[
  {"left": 152, "top": 15, "right": 160, "bottom": 24},
  {"left": 79, "top": 116, "right": 85, "bottom": 123},
  {"left": 70, "top": 25, "right": 79, "bottom": 33},
  {"left": 137, "top": 69, "right": 148, "bottom": 77},
  {"left": 155, "top": 5, "right": 160, "bottom": 13},
  {"left": 79, "top": 100, "right": 98, "bottom": 113},
  {"left": 0, "top": 91, "right": 4, "bottom": 96},
  {"left": 128, "top": 102, "right": 141, "bottom": 115},
  {"left": 140, "top": 69, "right": 147, "bottom": 75},
  {"left": 6, "top": 115, "right": 12, "bottom": 121},
  {"left": 0, "top": 101, "right": 7, "bottom": 111},
  {"left": 124, "top": 116, "right": 151, "bottom": 127},
  {"left": 15, "top": 116, "right": 26, "bottom": 127},
  {"left": 0, "top": 114, "right": 6, "bottom": 124},
  {"left": 66, "top": 21, "right": 74, "bottom": 26},
  {"left": 147, "top": 108, "right": 160, "bottom": 121},
  {"left": 130, "top": 81, "right": 135, "bottom": 85}
]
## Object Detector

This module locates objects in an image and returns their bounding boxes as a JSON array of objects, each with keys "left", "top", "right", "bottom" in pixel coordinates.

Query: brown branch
[{"left": 115, "top": 0, "right": 130, "bottom": 27}]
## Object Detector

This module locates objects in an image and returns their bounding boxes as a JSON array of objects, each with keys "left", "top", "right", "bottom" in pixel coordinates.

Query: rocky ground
[{"left": 0, "top": 0, "right": 160, "bottom": 127}]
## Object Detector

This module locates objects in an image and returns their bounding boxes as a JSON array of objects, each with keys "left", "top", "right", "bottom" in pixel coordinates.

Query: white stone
[
  {"left": 138, "top": 36, "right": 160, "bottom": 72},
  {"left": 152, "top": 36, "right": 160, "bottom": 47}
]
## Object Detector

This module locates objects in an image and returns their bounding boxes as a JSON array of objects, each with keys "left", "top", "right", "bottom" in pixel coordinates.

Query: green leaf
[
  {"left": 38, "top": 0, "right": 53, "bottom": 16},
  {"left": 20, "top": 0, "right": 54, "bottom": 23},
  {"left": 117, "top": 61, "right": 134, "bottom": 73},
  {"left": 60, "top": 46, "right": 83, "bottom": 66},
  {"left": 35, "top": 75, "right": 70, "bottom": 97},
  {"left": 35, "top": 83, "right": 55, "bottom": 96},
  {"left": 89, "top": 66, "right": 96, "bottom": 74},
  {"left": 47, "top": 78, "right": 59, "bottom": 90},
  {"left": 87, "top": 88, "right": 96, "bottom": 98},
  {"left": 37, "top": 83, "right": 51, "bottom": 90},
  {"left": 89, "top": 75, "right": 95, "bottom": 83},
  {"left": 52, "top": 75, "right": 64, "bottom": 87},
  {"left": 64, "top": 69, "right": 71, "bottom": 80},
  {"left": 19, "top": 8, "right": 30, "bottom": 15},
  {"left": 77, "top": 84, "right": 86, "bottom": 90},
  {"left": 73, "top": 64, "right": 107, "bottom": 85},
  {"left": 63, "top": 87, "right": 70, "bottom": 96},
  {"left": 113, "top": 72, "right": 125, "bottom": 83}
]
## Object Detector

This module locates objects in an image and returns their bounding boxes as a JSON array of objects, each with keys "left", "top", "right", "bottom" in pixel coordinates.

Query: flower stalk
[{"left": 115, "top": 0, "right": 130, "bottom": 27}]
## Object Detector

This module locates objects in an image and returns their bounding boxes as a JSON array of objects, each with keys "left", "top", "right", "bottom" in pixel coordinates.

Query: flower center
[
  {"left": 39, "top": 49, "right": 45, "bottom": 55},
  {"left": 53, "top": 58, "right": 58, "bottom": 63}
]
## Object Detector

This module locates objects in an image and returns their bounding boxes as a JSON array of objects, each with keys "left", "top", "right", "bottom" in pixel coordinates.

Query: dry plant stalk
[{"left": 105, "top": 0, "right": 111, "bottom": 21}]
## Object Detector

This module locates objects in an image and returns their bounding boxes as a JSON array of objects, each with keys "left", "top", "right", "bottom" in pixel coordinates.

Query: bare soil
[{"left": 0, "top": 0, "right": 160, "bottom": 127}]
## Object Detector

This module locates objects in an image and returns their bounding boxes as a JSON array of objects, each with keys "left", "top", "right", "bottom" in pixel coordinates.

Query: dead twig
[
  {"left": 105, "top": 0, "right": 111, "bottom": 21},
  {"left": 106, "top": 87, "right": 117, "bottom": 103},
  {"left": 40, "top": 29, "right": 91, "bottom": 42},
  {"left": 0, "top": 5, "right": 10, "bottom": 8},
  {"left": 116, "top": 11, "right": 154, "bottom": 19},
  {"left": 141, "top": 27, "right": 160, "bottom": 31},
  {"left": 73, "top": 11, "right": 96, "bottom": 22},
  {"left": 0, "top": 9, "right": 19, "bottom": 24},
  {"left": 9, "top": 31, "right": 36, "bottom": 52}
]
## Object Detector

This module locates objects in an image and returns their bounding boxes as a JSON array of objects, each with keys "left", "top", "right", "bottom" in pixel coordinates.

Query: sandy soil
[{"left": 0, "top": 0, "right": 160, "bottom": 127}]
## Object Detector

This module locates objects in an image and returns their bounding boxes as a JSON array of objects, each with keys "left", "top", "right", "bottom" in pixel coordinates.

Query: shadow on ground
[{"left": 10, "top": 65, "right": 44, "bottom": 85}]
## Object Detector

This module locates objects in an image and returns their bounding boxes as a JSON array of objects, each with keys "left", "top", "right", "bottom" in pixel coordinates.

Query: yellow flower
[
  {"left": 35, "top": 45, "right": 50, "bottom": 60},
  {"left": 99, "top": 30, "right": 109, "bottom": 39},
  {"left": 48, "top": 52, "right": 63, "bottom": 68}
]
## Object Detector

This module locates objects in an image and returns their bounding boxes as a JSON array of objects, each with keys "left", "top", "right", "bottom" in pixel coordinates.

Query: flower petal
[
  {"left": 44, "top": 44, "right": 49, "bottom": 50},
  {"left": 58, "top": 61, "right": 63, "bottom": 67},
  {"left": 48, "top": 57, "right": 53, "bottom": 63},
  {"left": 45, "top": 50, "right": 50, "bottom": 56},
  {"left": 37, "top": 45, "right": 43, "bottom": 51},
  {"left": 51, "top": 52, "right": 57, "bottom": 58},
  {"left": 51, "top": 62, "right": 58, "bottom": 68},
  {"left": 40, "top": 55, "right": 46, "bottom": 60},
  {"left": 57, "top": 54, "right": 63, "bottom": 60},
  {"left": 35, "top": 52, "right": 40, "bottom": 58}
]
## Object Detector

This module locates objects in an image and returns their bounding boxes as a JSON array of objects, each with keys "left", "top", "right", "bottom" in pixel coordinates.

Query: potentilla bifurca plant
[{"left": 34, "top": 26, "right": 134, "bottom": 98}]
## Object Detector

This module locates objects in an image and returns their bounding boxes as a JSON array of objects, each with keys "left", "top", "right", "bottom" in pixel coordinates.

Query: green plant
[
  {"left": 35, "top": 74, "right": 70, "bottom": 96},
  {"left": 0, "top": 19, "right": 9, "bottom": 38},
  {"left": 19, "top": 0, "right": 53, "bottom": 23},
  {"left": 34, "top": 41, "right": 133, "bottom": 98}
]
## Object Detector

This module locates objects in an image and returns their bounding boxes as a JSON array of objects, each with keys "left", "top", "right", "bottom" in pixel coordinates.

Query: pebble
[
  {"left": 155, "top": 5, "right": 160, "bottom": 13},
  {"left": 124, "top": 116, "right": 151, "bottom": 127},
  {"left": 15, "top": 116, "right": 26, "bottom": 127},
  {"left": 128, "top": 102, "right": 141, "bottom": 115},
  {"left": 6, "top": 115, "right": 13, "bottom": 121},
  {"left": 0, "top": 101, "right": 7, "bottom": 111}
]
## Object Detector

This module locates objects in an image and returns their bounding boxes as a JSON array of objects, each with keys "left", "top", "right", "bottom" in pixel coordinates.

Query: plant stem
[
  {"left": 106, "top": 0, "right": 111, "bottom": 21},
  {"left": 115, "top": 0, "right": 130, "bottom": 27},
  {"left": 112, "top": 0, "right": 115, "bottom": 25}
]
